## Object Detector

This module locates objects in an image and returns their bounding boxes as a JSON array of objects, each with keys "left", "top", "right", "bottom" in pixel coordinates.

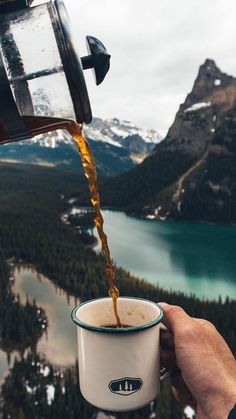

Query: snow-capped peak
[{"left": 84, "top": 117, "right": 162, "bottom": 153}]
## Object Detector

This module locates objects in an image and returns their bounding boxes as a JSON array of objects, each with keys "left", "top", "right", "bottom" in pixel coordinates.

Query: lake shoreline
[{"left": 92, "top": 205, "right": 236, "bottom": 228}]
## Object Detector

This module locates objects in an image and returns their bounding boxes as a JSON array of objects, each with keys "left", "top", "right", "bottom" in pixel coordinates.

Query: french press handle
[{"left": 81, "top": 36, "right": 111, "bottom": 86}]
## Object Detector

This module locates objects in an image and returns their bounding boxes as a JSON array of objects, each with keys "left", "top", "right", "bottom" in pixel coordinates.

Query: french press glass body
[{"left": 0, "top": 0, "right": 110, "bottom": 144}]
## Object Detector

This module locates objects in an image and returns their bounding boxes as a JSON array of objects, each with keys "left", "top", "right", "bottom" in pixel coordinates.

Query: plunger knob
[{"left": 81, "top": 36, "right": 111, "bottom": 85}]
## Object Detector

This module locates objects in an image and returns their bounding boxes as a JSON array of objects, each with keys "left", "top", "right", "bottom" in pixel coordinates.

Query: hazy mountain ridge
[
  {"left": 0, "top": 118, "right": 162, "bottom": 176},
  {"left": 101, "top": 59, "right": 236, "bottom": 224}
]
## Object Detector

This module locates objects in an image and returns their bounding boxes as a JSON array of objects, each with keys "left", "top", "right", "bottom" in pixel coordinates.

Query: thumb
[{"left": 159, "top": 302, "right": 191, "bottom": 333}]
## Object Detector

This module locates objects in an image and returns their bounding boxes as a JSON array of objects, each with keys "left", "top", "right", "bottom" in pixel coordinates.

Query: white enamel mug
[{"left": 71, "top": 297, "right": 164, "bottom": 412}]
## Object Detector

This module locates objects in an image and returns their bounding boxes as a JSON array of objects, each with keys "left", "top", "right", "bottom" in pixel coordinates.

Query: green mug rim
[{"left": 71, "top": 297, "right": 164, "bottom": 334}]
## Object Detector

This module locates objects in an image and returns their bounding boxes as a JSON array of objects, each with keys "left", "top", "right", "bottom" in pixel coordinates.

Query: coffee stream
[
  {"left": 69, "top": 123, "right": 122, "bottom": 328},
  {"left": 4, "top": 116, "right": 122, "bottom": 327}
]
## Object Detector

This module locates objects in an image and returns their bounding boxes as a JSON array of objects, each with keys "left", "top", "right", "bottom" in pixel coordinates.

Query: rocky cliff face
[
  {"left": 101, "top": 59, "right": 236, "bottom": 224},
  {"left": 163, "top": 59, "right": 236, "bottom": 158}
]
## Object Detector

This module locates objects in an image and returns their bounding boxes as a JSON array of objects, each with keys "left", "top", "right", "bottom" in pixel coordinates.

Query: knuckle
[
  {"left": 165, "top": 305, "right": 185, "bottom": 317},
  {"left": 179, "top": 321, "right": 197, "bottom": 338},
  {"left": 203, "top": 319, "right": 216, "bottom": 330},
  {"left": 197, "top": 318, "right": 217, "bottom": 331}
]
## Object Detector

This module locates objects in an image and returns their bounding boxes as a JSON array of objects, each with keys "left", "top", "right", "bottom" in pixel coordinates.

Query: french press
[{"left": 0, "top": 0, "right": 110, "bottom": 144}]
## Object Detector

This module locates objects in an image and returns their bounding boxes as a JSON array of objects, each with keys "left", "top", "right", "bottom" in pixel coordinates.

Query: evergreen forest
[{"left": 0, "top": 162, "right": 235, "bottom": 419}]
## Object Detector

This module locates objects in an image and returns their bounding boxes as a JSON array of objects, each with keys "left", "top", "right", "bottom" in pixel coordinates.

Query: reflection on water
[
  {"left": 94, "top": 211, "right": 236, "bottom": 300},
  {"left": 13, "top": 267, "right": 78, "bottom": 366},
  {"left": 0, "top": 267, "right": 79, "bottom": 386}
]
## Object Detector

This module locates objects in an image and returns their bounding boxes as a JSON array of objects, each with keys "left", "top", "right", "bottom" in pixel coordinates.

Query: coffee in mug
[{"left": 71, "top": 297, "right": 164, "bottom": 412}]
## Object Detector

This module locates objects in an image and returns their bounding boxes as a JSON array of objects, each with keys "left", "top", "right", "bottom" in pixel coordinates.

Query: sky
[{"left": 64, "top": 0, "right": 236, "bottom": 136}]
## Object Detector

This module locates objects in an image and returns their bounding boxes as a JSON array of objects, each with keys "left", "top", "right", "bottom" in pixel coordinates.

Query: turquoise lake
[{"left": 94, "top": 211, "right": 236, "bottom": 300}]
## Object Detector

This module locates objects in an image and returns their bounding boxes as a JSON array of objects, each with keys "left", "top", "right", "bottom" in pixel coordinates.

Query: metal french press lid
[{"left": 0, "top": 0, "right": 111, "bottom": 141}]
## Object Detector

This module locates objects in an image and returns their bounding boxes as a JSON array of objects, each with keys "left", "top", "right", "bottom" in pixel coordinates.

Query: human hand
[{"left": 159, "top": 303, "right": 236, "bottom": 419}]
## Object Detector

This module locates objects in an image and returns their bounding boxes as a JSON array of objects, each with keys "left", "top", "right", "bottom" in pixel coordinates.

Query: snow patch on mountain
[
  {"left": 184, "top": 102, "right": 211, "bottom": 113},
  {"left": 14, "top": 129, "right": 72, "bottom": 149},
  {"left": 110, "top": 126, "right": 128, "bottom": 138},
  {"left": 84, "top": 127, "right": 122, "bottom": 148}
]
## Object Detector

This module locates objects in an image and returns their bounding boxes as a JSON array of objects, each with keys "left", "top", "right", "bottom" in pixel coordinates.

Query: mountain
[
  {"left": 0, "top": 117, "right": 162, "bottom": 176},
  {"left": 85, "top": 117, "right": 162, "bottom": 154},
  {"left": 101, "top": 59, "right": 236, "bottom": 224}
]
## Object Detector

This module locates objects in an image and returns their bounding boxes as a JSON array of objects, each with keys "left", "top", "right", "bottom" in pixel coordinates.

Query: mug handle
[
  {"left": 160, "top": 368, "right": 174, "bottom": 381},
  {"left": 159, "top": 322, "right": 176, "bottom": 382}
]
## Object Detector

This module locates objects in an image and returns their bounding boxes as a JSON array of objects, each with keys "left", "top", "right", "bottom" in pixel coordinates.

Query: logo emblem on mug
[{"left": 108, "top": 377, "right": 143, "bottom": 396}]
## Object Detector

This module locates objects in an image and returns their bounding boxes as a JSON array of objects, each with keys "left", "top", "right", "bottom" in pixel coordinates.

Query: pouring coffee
[{"left": 0, "top": 0, "right": 122, "bottom": 326}]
